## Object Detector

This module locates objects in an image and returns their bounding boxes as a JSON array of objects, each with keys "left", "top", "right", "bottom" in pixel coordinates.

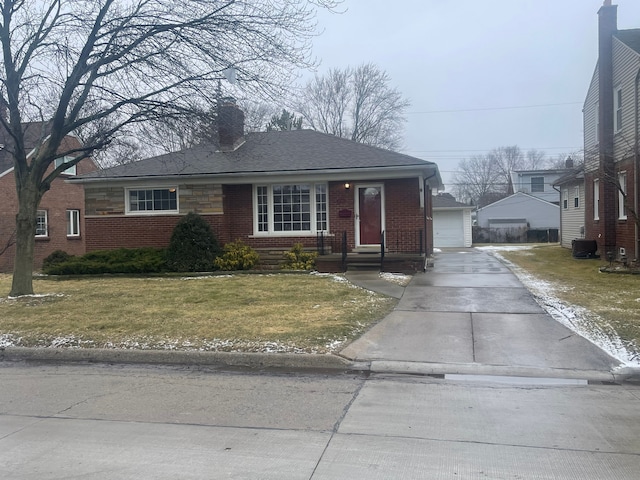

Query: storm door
[{"left": 356, "top": 185, "right": 384, "bottom": 246}]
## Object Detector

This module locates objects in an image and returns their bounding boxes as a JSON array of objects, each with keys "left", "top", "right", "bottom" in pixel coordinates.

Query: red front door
[{"left": 358, "top": 186, "right": 382, "bottom": 245}]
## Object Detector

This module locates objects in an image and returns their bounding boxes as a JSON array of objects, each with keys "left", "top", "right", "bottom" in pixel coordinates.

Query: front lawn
[
  {"left": 0, "top": 273, "right": 396, "bottom": 353},
  {"left": 498, "top": 245, "right": 640, "bottom": 360}
]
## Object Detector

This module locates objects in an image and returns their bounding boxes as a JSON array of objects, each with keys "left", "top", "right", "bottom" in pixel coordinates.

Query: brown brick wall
[
  {"left": 0, "top": 155, "right": 97, "bottom": 272},
  {"left": 85, "top": 178, "right": 429, "bottom": 255}
]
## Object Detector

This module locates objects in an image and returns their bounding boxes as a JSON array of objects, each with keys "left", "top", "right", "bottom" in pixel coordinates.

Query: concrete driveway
[{"left": 341, "top": 249, "right": 620, "bottom": 377}]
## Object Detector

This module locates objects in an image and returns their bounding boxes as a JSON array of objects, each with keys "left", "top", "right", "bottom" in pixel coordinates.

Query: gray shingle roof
[
  {"left": 0, "top": 121, "right": 52, "bottom": 173},
  {"left": 79, "top": 129, "right": 438, "bottom": 181},
  {"left": 432, "top": 194, "right": 470, "bottom": 209},
  {"left": 615, "top": 29, "right": 640, "bottom": 55}
]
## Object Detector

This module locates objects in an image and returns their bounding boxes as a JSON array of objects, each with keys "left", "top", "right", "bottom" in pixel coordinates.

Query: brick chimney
[
  {"left": 597, "top": 0, "right": 617, "bottom": 254},
  {"left": 565, "top": 156, "right": 574, "bottom": 169},
  {"left": 218, "top": 98, "right": 244, "bottom": 152}
]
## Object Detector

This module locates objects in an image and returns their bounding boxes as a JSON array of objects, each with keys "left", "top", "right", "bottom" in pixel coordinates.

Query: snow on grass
[{"left": 491, "top": 250, "right": 640, "bottom": 367}]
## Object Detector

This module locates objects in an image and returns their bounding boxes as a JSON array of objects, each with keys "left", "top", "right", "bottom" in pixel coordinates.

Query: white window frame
[
  {"left": 614, "top": 86, "right": 623, "bottom": 133},
  {"left": 54, "top": 156, "right": 77, "bottom": 176},
  {"left": 562, "top": 189, "right": 568, "bottom": 209},
  {"left": 35, "top": 210, "right": 48, "bottom": 237},
  {"left": 125, "top": 187, "right": 179, "bottom": 215},
  {"left": 66, "top": 209, "right": 80, "bottom": 237},
  {"left": 573, "top": 186, "right": 580, "bottom": 208},
  {"left": 530, "top": 176, "right": 545, "bottom": 193},
  {"left": 618, "top": 172, "right": 627, "bottom": 220},
  {"left": 595, "top": 101, "right": 600, "bottom": 143},
  {"left": 253, "top": 183, "right": 328, "bottom": 236},
  {"left": 593, "top": 179, "right": 600, "bottom": 221}
]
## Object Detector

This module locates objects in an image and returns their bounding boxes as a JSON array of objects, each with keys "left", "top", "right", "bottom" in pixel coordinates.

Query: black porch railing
[{"left": 316, "top": 229, "right": 425, "bottom": 256}]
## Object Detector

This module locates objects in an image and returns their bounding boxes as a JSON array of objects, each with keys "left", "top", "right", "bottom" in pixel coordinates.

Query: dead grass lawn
[
  {"left": 499, "top": 245, "right": 640, "bottom": 352},
  {"left": 0, "top": 273, "right": 396, "bottom": 353}
]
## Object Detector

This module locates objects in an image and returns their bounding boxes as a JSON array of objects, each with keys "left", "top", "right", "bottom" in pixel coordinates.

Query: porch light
[{"left": 344, "top": 182, "right": 351, "bottom": 190}]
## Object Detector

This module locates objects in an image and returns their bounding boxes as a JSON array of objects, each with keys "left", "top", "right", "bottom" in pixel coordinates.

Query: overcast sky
[{"left": 307, "top": 0, "right": 640, "bottom": 192}]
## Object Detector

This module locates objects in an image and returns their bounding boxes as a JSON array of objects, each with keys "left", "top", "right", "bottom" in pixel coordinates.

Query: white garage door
[{"left": 434, "top": 210, "right": 465, "bottom": 247}]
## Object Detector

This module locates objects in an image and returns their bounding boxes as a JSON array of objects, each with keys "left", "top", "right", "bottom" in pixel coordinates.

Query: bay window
[{"left": 255, "top": 183, "right": 328, "bottom": 234}]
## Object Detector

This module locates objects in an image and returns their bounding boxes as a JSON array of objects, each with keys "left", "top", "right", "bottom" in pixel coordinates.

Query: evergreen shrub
[
  {"left": 165, "top": 212, "right": 221, "bottom": 272},
  {"left": 42, "top": 248, "right": 167, "bottom": 275}
]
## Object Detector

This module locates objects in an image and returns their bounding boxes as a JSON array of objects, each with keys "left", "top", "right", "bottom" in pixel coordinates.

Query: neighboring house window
[
  {"left": 593, "top": 179, "right": 600, "bottom": 220},
  {"left": 54, "top": 156, "right": 77, "bottom": 176},
  {"left": 574, "top": 186, "right": 580, "bottom": 208},
  {"left": 618, "top": 172, "right": 627, "bottom": 220},
  {"left": 595, "top": 101, "right": 600, "bottom": 143},
  {"left": 562, "top": 189, "right": 568, "bottom": 209},
  {"left": 127, "top": 188, "right": 178, "bottom": 213},
  {"left": 614, "top": 87, "right": 623, "bottom": 132},
  {"left": 67, "top": 209, "right": 80, "bottom": 237},
  {"left": 530, "top": 176, "right": 544, "bottom": 193},
  {"left": 35, "top": 210, "right": 48, "bottom": 237},
  {"left": 255, "top": 183, "right": 328, "bottom": 234}
]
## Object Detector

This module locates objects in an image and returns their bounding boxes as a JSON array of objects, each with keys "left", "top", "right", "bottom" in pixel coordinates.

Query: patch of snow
[
  {"left": 379, "top": 272, "right": 412, "bottom": 286},
  {"left": 0, "top": 333, "right": 20, "bottom": 348},
  {"left": 180, "top": 275, "right": 233, "bottom": 280},
  {"left": 491, "top": 251, "right": 640, "bottom": 366},
  {"left": 476, "top": 245, "right": 534, "bottom": 252}
]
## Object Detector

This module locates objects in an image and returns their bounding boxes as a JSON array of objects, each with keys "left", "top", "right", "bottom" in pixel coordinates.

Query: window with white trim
[
  {"left": 127, "top": 188, "right": 178, "bottom": 213},
  {"left": 562, "top": 189, "right": 568, "bottom": 209},
  {"left": 67, "top": 209, "right": 80, "bottom": 237},
  {"left": 614, "top": 87, "right": 623, "bottom": 132},
  {"left": 595, "top": 101, "right": 600, "bottom": 143},
  {"left": 35, "top": 210, "right": 48, "bottom": 237},
  {"left": 573, "top": 186, "right": 580, "bottom": 208},
  {"left": 530, "top": 176, "right": 545, "bottom": 193},
  {"left": 255, "top": 183, "right": 328, "bottom": 234},
  {"left": 618, "top": 172, "right": 627, "bottom": 220},
  {"left": 54, "top": 156, "right": 77, "bottom": 176},
  {"left": 593, "top": 179, "right": 600, "bottom": 220}
]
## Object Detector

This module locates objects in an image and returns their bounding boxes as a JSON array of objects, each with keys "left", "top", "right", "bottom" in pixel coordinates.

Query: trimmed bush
[
  {"left": 281, "top": 243, "right": 317, "bottom": 270},
  {"left": 42, "top": 248, "right": 167, "bottom": 275},
  {"left": 214, "top": 240, "right": 260, "bottom": 271},
  {"left": 42, "top": 250, "right": 74, "bottom": 271},
  {"left": 165, "top": 212, "right": 221, "bottom": 272}
]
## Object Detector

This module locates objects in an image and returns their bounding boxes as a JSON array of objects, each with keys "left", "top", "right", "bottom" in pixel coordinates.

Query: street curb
[
  {"left": 0, "top": 347, "right": 358, "bottom": 372},
  {"left": 366, "top": 360, "right": 622, "bottom": 382}
]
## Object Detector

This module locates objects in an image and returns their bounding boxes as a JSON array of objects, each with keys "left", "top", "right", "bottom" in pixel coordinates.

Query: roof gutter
[{"left": 68, "top": 163, "right": 443, "bottom": 187}]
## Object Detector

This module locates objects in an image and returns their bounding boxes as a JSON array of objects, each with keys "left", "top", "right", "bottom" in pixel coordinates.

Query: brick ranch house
[
  {"left": 583, "top": 1, "right": 640, "bottom": 261},
  {"left": 0, "top": 123, "right": 97, "bottom": 272},
  {"left": 70, "top": 102, "right": 443, "bottom": 272}
]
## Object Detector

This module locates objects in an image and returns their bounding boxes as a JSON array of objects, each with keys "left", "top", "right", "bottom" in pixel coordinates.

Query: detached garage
[{"left": 432, "top": 193, "right": 473, "bottom": 247}]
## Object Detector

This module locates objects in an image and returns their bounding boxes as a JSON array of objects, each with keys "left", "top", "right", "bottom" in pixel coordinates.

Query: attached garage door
[{"left": 434, "top": 210, "right": 465, "bottom": 247}]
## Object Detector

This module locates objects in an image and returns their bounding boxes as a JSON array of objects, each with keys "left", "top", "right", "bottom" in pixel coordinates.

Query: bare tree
[
  {"left": 451, "top": 154, "right": 504, "bottom": 207},
  {"left": 0, "top": 0, "right": 340, "bottom": 296},
  {"left": 298, "top": 63, "right": 409, "bottom": 150}
]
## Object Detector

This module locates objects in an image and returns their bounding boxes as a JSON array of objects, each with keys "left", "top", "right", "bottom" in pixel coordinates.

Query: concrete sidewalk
[{"left": 341, "top": 249, "right": 622, "bottom": 380}]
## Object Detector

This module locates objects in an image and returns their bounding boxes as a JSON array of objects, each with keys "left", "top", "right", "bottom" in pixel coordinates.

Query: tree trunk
[{"left": 10, "top": 185, "right": 39, "bottom": 296}]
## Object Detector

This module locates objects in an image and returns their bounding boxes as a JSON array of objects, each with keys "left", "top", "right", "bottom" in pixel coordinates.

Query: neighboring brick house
[
  {"left": 71, "top": 102, "right": 443, "bottom": 272},
  {"left": 583, "top": 1, "right": 639, "bottom": 261},
  {"left": 0, "top": 123, "right": 97, "bottom": 272}
]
